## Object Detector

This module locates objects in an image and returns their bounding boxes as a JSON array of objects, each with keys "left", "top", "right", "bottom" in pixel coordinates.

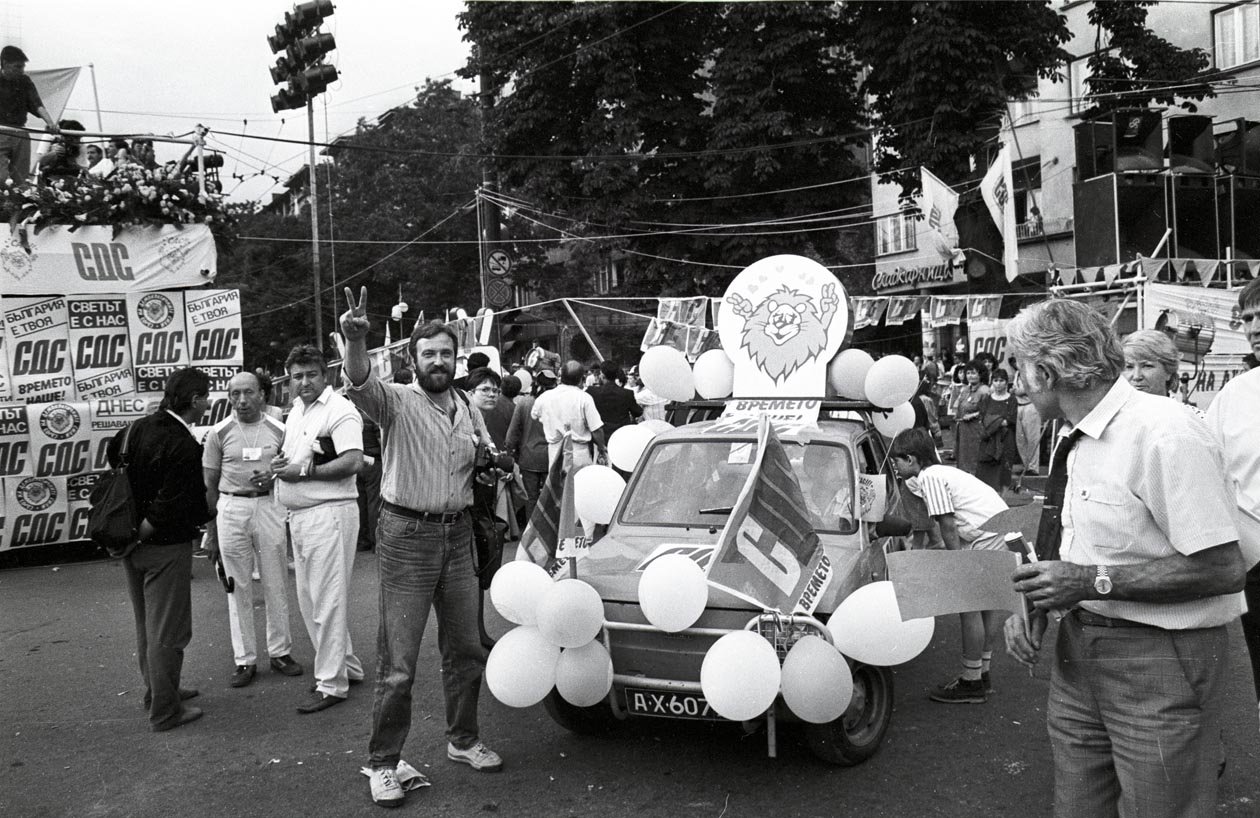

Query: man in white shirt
[
  {"left": 271, "top": 345, "right": 365, "bottom": 714},
  {"left": 1204, "top": 277, "right": 1260, "bottom": 719},
  {"left": 530, "top": 360, "right": 607, "bottom": 471}
]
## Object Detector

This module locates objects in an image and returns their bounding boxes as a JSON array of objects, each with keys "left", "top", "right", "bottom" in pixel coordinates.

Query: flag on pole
[
  {"left": 980, "top": 146, "right": 1020, "bottom": 282},
  {"left": 707, "top": 416, "right": 833, "bottom": 614},
  {"left": 919, "top": 167, "right": 959, "bottom": 253},
  {"left": 515, "top": 439, "right": 575, "bottom": 577}
]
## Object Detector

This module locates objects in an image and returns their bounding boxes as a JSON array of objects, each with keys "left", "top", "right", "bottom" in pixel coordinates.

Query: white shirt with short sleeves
[
  {"left": 531, "top": 384, "right": 603, "bottom": 465},
  {"left": 1204, "top": 367, "right": 1260, "bottom": 569},
  {"left": 276, "top": 386, "right": 363, "bottom": 510},
  {"left": 910, "top": 464, "right": 1006, "bottom": 547}
]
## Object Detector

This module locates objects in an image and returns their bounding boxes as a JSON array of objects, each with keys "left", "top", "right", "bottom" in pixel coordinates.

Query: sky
[{"left": 2, "top": 0, "right": 476, "bottom": 205}]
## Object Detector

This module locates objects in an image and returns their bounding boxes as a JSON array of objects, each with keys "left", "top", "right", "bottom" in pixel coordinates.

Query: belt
[
  {"left": 1071, "top": 608, "right": 1156, "bottom": 629},
  {"left": 382, "top": 501, "right": 465, "bottom": 524},
  {"left": 222, "top": 490, "right": 270, "bottom": 499}
]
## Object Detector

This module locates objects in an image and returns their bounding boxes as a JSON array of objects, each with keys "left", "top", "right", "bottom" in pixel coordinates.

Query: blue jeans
[{"left": 368, "top": 509, "right": 487, "bottom": 768}]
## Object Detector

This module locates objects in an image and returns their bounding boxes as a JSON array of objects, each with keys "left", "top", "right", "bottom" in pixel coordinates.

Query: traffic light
[{"left": 267, "top": 2, "right": 337, "bottom": 113}]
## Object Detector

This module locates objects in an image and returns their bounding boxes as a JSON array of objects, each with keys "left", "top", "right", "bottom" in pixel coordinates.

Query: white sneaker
[
  {"left": 447, "top": 741, "right": 503, "bottom": 772},
  {"left": 369, "top": 767, "right": 404, "bottom": 808}
]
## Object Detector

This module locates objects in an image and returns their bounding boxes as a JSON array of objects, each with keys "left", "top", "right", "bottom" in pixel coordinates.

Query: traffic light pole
[{"left": 308, "top": 98, "right": 323, "bottom": 347}]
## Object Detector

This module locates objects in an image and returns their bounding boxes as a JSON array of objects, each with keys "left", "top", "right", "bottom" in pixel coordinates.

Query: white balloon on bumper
[
  {"left": 700, "top": 630, "right": 782, "bottom": 721},
  {"left": 574, "top": 465, "right": 626, "bottom": 524},
  {"left": 486, "top": 625, "right": 560, "bottom": 708},
  {"left": 827, "top": 580, "right": 934, "bottom": 666},
  {"left": 692, "top": 349, "right": 735, "bottom": 399},
  {"left": 864, "top": 355, "right": 920, "bottom": 408},
  {"left": 638, "top": 553, "right": 709, "bottom": 633},
  {"left": 640, "top": 345, "right": 695, "bottom": 402},
  {"left": 555, "top": 640, "right": 614, "bottom": 707},
  {"left": 489, "top": 560, "right": 555, "bottom": 626},
  {"left": 536, "top": 578, "right": 606, "bottom": 649},
  {"left": 870, "top": 402, "right": 915, "bottom": 438},
  {"left": 780, "top": 635, "right": 854, "bottom": 724},
  {"left": 829, "top": 348, "right": 875, "bottom": 400},
  {"left": 607, "top": 425, "right": 656, "bottom": 472}
]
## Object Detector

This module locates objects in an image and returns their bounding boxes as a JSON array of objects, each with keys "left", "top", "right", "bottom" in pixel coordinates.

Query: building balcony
[{"left": 1017, "top": 216, "right": 1072, "bottom": 241}]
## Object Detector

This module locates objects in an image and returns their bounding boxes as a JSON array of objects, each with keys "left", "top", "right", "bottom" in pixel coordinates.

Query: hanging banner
[
  {"left": 0, "top": 224, "right": 216, "bottom": 295},
  {"left": 968, "top": 295, "right": 1002, "bottom": 322},
  {"left": 127, "top": 290, "right": 188, "bottom": 397},
  {"left": 0, "top": 403, "right": 31, "bottom": 477},
  {"left": 980, "top": 145, "right": 1019, "bottom": 282},
  {"left": 927, "top": 296, "right": 967, "bottom": 328},
  {"left": 87, "top": 396, "right": 154, "bottom": 472},
  {"left": 1144, "top": 282, "right": 1252, "bottom": 407},
  {"left": 885, "top": 296, "right": 928, "bottom": 326},
  {"left": 29, "top": 67, "right": 82, "bottom": 125},
  {"left": 66, "top": 295, "right": 136, "bottom": 399},
  {"left": 969, "top": 318, "right": 1011, "bottom": 364},
  {"left": 3, "top": 296, "right": 73, "bottom": 403},
  {"left": 185, "top": 289, "right": 244, "bottom": 395},
  {"left": 852, "top": 297, "right": 890, "bottom": 330},
  {"left": 66, "top": 472, "right": 100, "bottom": 542},
  {"left": 26, "top": 402, "right": 92, "bottom": 478},
  {"left": 2, "top": 475, "right": 69, "bottom": 550}
]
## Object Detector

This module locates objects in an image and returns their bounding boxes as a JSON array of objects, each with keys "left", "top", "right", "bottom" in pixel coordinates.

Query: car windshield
[{"left": 619, "top": 438, "right": 859, "bottom": 534}]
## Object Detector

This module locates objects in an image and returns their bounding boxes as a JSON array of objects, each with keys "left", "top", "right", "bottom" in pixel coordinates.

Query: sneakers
[
  {"left": 929, "top": 676, "right": 987, "bottom": 704},
  {"left": 368, "top": 767, "right": 404, "bottom": 808},
  {"left": 447, "top": 741, "right": 503, "bottom": 772},
  {"left": 230, "top": 664, "right": 256, "bottom": 688}
]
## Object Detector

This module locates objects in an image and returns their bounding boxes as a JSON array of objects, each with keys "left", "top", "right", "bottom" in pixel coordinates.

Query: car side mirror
[{"left": 873, "top": 516, "right": 911, "bottom": 538}]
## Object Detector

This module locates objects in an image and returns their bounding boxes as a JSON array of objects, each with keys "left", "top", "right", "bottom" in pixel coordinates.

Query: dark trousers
[
  {"left": 124, "top": 541, "right": 194, "bottom": 729},
  {"left": 356, "top": 457, "right": 382, "bottom": 549}
]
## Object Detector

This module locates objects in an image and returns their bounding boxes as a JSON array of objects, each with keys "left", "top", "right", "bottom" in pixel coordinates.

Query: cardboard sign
[
  {"left": 4, "top": 296, "right": 74, "bottom": 403},
  {"left": 66, "top": 472, "right": 100, "bottom": 542},
  {"left": 26, "top": 402, "right": 92, "bottom": 477},
  {"left": 887, "top": 549, "right": 1023, "bottom": 619},
  {"left": 66, "top": 295, "right": 136, "bottom": 398},
  {"left": 0, "top": 403, "right": 31, "bottom": 476},
  {"left": 127, "top": 291, "right": 188, "bottom": 397},
  {"left": 2, "top": 475, "right": 69, "bottom": 549},
  {"left": 717, "top": 255, "right": 849, "bottom": 397},
  {"left": 185, "top": 289, "right": 243, "bottom": 395},
  {"left": 87, "top": 396, "right": 154, "bottom": 472}
]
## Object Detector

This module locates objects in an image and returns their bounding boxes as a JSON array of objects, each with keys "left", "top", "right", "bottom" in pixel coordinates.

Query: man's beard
[{"left": 419, "top": 367, "right": 450, "bottom": 393}]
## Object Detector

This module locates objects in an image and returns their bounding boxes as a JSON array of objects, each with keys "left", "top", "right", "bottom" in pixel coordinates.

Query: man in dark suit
[
  {"left": 108, "top": 367, "right": 214, "bottom": 732},
  {"left": 587, "top": 360, "right": 642, "bottom": 443}
]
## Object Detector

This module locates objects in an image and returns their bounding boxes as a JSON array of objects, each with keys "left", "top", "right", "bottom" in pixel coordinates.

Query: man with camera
[{"left": 339, "top": 287, "right": 503, "bottom": 809}]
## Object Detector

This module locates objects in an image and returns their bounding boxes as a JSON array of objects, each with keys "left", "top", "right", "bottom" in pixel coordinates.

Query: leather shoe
[
  {"left": 152, "top": 706, "right": 203, "bottom": 732},
  {"left": 297, "top": 692, "right": 346, "bottom": 714},
  {"left": 142, "top": 688, "right": 198, "bottom": 709},
  {"left": 230, "top": 664, "right": 257, "bottom": 688},
  {"left": 269, "top": 655, "right": 304, "bottom": 677}
]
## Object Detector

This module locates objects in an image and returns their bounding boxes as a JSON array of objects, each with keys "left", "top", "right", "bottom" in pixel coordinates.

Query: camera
[{"left": 474, "top": 444, "right": 515, "bottom": 483}]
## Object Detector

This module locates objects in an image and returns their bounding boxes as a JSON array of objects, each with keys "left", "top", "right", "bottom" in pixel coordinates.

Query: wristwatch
[{"left": 1093, "top": 565, "right": 1113, "bottom": 596}]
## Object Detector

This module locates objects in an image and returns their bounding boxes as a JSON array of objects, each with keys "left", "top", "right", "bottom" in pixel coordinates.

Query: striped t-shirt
[{"left": 909, "top": 464, "right": 1007, "bottom": 546}]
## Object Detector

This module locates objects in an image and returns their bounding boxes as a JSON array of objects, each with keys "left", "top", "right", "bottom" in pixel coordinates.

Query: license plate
[{"left": 624, "top": 687, "right": 719, "bottom": 720}]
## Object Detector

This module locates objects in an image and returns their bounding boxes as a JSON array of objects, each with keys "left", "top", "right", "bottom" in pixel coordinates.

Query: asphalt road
[{"left": 2, "top": 550, "right": 1257, "bottom": 818}]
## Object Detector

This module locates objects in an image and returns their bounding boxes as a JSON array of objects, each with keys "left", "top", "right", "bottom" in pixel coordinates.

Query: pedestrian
[
  {"left": 356, "top": 411, "right": 382, "bottom": 552},
  {"left": 952, "top": 360, "right": 990, "bottom": 473},
  {"left": 0, "top": 45, "right": 59, "bottom": 185},
  {"left": 1013, "top": 377, "right": 1041, "bottom": 479},
  {"left": 889, "top": 428, "right": 1008, "bottom": 703},
  {"left": 467, "top": 367, "right": 514, "bottom": 450},
  {"left": 1121, "top": 329, "right": 1206, "bottom": 417},
  {"left": 1004, "top": 298, "right": 1245, "bottom": 818},
  {"left": 627, "top": 364, "right": 668, "bottom": 422},
  {"left": 531, "top": 360, "right": 607, "bottom": 472},
  {"left": 107, "top": 367, "right": 213, "bottom": 731},
  {"left": 339, "top": 288, "right": 503, "bottom": 809},
  {"left": 975, "top": 368, "right": 1018, "bottom": 493},
  {"left": 1203, "top": 278, "right": 1260, "bottom": 722},
  {"left": 202, "top": 371, "right": 303, "bottom": 688},
  {"left": 507, "top": 369, "right": 554, "bottom": 518},
  {"left": 587, "top": 360, "right": 642, "bottom": 443},
  {"left": 271, "top": 344, "right": 366, "bottom": 714}
]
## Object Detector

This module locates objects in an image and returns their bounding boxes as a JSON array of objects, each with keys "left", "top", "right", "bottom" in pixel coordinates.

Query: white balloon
[
  {"left": 780, "top": 635, "right": 853, "bottom": 724},
  {"left": 638, "top": 554, "right": 709, "bottom": 633},
  {"left": 513, "top": 368, "right": 533, "bottom": 394},
  {"left": 641, "top": 419, "right": 674, "bottom": 435},
  {"left": 640, "top": 346, "right": 695, "bottom": 403},
  {"left": 827, "top": 581, "right": 934, "bottom": 666},
  {"left": 573, "top": 465, "right": 626, "bottom": 525},
  {"left": 486, "top": 626, "right": 560, "bottom": 708},
  {"left": 555, "top": 640, "right": 614, "bottom": 707},
  {"left": 829, "top": 349, "right": 875, "bottom": 400},
  {"left": 864, "top": 355, "right": 920, "bottom": 408},
  {"left": 535, "top": 578, "right": 605, "bottom": 648},
  {"left": 489, "top": 560, "right": 555, "bottom": 626},
  {"left": 871, "top": 402, "right": 915, "bottom": 438},
  {"left": 700, "top": 631, "right": 782, "bottom": 721},
  {"left": 692, "top": 349, "right": 735, "bottom": 399},
  {"left": 607, "top": 425, "right": 656, "bottom": 472}
]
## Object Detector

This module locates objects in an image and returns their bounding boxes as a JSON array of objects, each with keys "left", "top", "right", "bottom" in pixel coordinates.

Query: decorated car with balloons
[{"left": 485, "top": 256, "right": 934, "bottom": 766}]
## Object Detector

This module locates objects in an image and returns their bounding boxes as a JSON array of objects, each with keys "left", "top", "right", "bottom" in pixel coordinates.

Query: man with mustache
[{"left": 339, "top": 288, "right": 501, "bottom": 809}]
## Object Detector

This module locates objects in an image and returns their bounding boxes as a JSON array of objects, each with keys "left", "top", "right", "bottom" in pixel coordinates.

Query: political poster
[
  {"left": 185, "top": 289, "right": 244, "bottom": 395},
  {"left": 66, "top": 295, "right": 136, "bottom": 398},
  {"left": 3, "top": 296, "right": 74, "bottom": 403},
  {"left": 0, "top": 403, "right": 31, "bottom": 477},
  {"left": 126, "top": 290, "right": 188, "bottom": 398},
  {"left": 87, "top": 396, "right": 154, "bottom": 472},
  {"left": 2, "top": 475, "right": 70, "bottom": 549},
  {"left": 66, "top": 472, "right": 101, "bottom": 543},
  {"left": 26, "top": 402, "right": 93, "bottom": 478},
  {"left": 0, "top": 308, "right": 12, "bottom": 401}
]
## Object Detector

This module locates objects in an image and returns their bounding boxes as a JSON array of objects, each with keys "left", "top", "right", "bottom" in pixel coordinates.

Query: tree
[{"left": 460, "top": 2, "right": 874, "bottom": 298}]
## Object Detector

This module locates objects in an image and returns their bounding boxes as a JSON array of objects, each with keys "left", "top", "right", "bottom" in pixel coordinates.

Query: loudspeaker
[
  {"left": 1215, "top": 119, "right": 1260, "bottom": 177},
  {"left": 1167, "top": 115, "right": 1214, "bottom": 174},
  {"left": 1217, "top": 175, "right": 1260, "bottom": 260},
  {"left": 1166, "top": 174, "right": 1218, "bottom": 259},
  {"left": 1074, "top": 110, "right": 1163, "bottom": 181},
  {"left": 1073, "top": 173, "right": 1168, "bottom": 267}
]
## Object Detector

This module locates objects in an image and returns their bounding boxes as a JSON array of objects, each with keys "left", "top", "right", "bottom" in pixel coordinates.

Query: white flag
[
  {"left": 980, "top": 146, "right": 1019, "bottom": 282},
  {"left": 919, "top": 167, "right": 959, "bottom": 253}
]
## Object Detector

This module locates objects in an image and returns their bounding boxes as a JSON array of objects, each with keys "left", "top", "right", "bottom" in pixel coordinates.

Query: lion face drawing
[{"left": 728, "top": 284, "right": 838, "bottom": 384}]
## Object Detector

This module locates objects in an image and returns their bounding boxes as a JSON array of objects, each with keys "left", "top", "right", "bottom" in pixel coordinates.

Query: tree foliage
[{"left": 459, "top": 2, "right": 873, "bottom": 297}]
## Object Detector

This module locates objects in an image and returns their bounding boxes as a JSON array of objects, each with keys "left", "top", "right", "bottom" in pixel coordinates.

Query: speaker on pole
[
  {"left": 1074, "top": 110, "right": 1163, "bottom": 181},
  {"left": 1167, "top": 115, "right": 1214, "bottom": 174},
  {"left": 1073, "top": 173, "right": 1168, "bottom": 267}
]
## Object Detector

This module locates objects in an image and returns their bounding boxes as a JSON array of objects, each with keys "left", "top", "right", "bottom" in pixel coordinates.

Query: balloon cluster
[
  {"left": 639, "top": 346, "right": 735, "bottom": 402},
  {"left": 487, "top": 563, "right": 612, "bottom": 709},
  {"left": 828, "top": 351, "right": 921, "bottom": 438}
]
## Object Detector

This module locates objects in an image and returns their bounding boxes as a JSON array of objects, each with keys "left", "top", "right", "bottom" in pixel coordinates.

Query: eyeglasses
[{"left": 473, "top": 386, "right": 500, "bottom": 396}]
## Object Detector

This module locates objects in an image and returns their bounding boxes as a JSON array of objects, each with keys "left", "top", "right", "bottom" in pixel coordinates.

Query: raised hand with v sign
[{"left": 340, "top": 286, "right": 370, "bottom": 342}]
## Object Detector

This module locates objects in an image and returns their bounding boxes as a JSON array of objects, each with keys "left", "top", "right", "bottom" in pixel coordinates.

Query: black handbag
[{"left": 88, "top": 423, "right": 139, "bottom": 558}]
